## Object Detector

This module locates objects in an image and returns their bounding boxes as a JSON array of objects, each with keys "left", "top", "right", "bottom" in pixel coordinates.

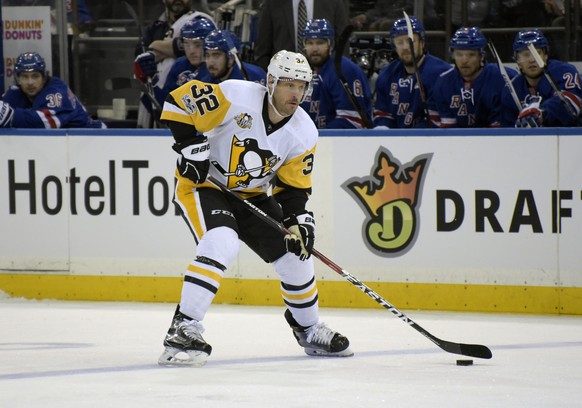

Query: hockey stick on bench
[
  {"left": 207, "top": 176, "right": 493, "bottom": 359},
  {"left": 488, "top": 41, "right": 522, "bottom": 112},
  {"left": 403, "top": 11, "right": 429, "bottom": 124},
  {"left": 527, "top": 43, "right": 579, "bottom": 121},
  {"left": 334, "top": 25, "right": 374, "bottom": 128}
]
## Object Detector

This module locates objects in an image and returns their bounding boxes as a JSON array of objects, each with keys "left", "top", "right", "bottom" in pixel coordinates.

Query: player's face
[
  {"left": 452, "top": 49, "right": 483, "bottom": 81},
  {"left": 16, "top": 71, "right": 46, "bottom": 98},
  {"left": 304, "top": 38, "right": 331, "bottom": 67},
  {"left": 166, "top": 0, "right": 190, "bottom": 14},
  {"left": 271, "top": 78, "right": 308, "bottom": 117},
  {"left": 205, "top": 50, "right": 232, "bottom": 79},
  {"left": 515, "top": 48, "right": 546, "bottom": 79},
  {"left": 183, "top": 39, "right": 204, "bottom": 66},
  {"left": 393, "top": 34, "right": 424, "bottom": 67}
]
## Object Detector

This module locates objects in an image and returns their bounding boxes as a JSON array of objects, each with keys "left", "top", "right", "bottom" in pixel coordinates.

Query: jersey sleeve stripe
[
  {"left": 160, "top": 99, "right": 193, "bottom": 125},
  {"left": 37, "top": 109, "right": 60, "bottom": 128}
]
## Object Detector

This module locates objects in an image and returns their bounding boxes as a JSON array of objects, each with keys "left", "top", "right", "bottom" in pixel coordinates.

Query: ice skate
[
  {"left": 284, "top": 309, "right": 353, "bottom": 357},
  {"left": 158, "top": 311, "right": 212, "bottom": 367}
]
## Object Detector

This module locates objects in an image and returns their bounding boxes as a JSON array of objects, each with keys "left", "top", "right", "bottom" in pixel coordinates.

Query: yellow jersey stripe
[
  {"left": 281, "top": 284, "right": 318, "bottom": 301},
  {"left": 187, "top": 263, "right": 223, "bottom": 283},
  {"left": 174, "top": 175, "right": 205, "bottom": 238}
]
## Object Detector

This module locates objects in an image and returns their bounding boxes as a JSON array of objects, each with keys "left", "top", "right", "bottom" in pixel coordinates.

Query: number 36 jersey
[{"left": 161, "top": 79, "right": 318, "bottom": 196}]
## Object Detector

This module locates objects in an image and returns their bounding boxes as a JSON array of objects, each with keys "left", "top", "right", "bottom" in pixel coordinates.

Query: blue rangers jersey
[
  {"left": 161, "top": 57, "right": 210, "bottom": 108},
  {"left": 300, "top": 55, "right": 372, "bottom": 129},
  {"left": 374, "top": 53, "right": 451, "bottom": 128},
  {"left": 2, "top": 76, "right": 105, "bottom": 128},
  {"left": 431, "top": 63, "right": 517, "bottom": 128},
  {"left": 500, "top": 59, "right": 582, "bottom": 127},
  {"left": 198, "top": 62, "right": 267, "bottom": 85}
]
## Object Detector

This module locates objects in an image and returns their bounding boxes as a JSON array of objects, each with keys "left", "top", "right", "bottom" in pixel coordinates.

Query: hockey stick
[
  {"left": 488, "top": 41, "right": 522, "bottom": 111},
  {"left": 207, "top": 175, "right": 493, "bottom": 360},
  {"left": 232, "top": 47, "right": 250, "bottom": 81},
  {"left": 403, "top": 11, "right": 428, "bottom": 123},
  {"left": 218, "top": 6, "right": 251, "bottom": 81},
  {"left": 334, "top": 25, "right": 374, "bottom": 128},
  {"left": 527, "top": 43, "right": 578, "bottom": 120},
  {"left": 123, "top": 0, "right": 164, "bottom": 125}
]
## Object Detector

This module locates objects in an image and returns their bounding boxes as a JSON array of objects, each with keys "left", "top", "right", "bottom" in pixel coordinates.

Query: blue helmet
[
  {"left": 513, "top": 29, "right": 549, "bottom": 53},
  {"left": 449, "top": 27, "right": 487, "bottom": 52},
  {"left": 15, "top": 52, "right": 46, "bottom": 75},
  {"left": 180, "top": 17, "right": 216, "bottom": 41},
  {"left": 302, "top": 19, "right": 334, "bottom": 46},
  {"left": 204, "top": 29, "right": 236, "bottom": 57},
  {"left": 390, "top": 16, "right": 425, "bottom": 42}
]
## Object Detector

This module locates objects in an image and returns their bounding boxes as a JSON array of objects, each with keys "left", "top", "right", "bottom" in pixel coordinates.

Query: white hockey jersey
[{"left": 161, "top": 79, "right": 318, "bottom": 195}]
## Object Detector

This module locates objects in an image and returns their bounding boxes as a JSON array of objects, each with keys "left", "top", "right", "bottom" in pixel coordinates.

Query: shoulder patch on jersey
[
  {"left": 234, "top": 113, "right": 253, "bottom": 129},
  {"left": 181, "top": 94, "right": 197, "bottom": 114}
]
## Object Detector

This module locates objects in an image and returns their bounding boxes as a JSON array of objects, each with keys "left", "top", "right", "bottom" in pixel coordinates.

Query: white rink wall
[{"left": 1, "top": 128, "right": 581, "bottom": 312}]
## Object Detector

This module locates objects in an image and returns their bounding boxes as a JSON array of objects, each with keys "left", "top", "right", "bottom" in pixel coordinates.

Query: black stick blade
[
  {"left": 459, "top": 343, "right": 493, "bottom": 359},
  {"left": 440, "top": 340, "right": 492, "bottom": 359}
]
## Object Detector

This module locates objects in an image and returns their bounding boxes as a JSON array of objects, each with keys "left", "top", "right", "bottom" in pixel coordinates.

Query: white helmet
[
  {"left": 268, "top": 50, "right": 312, "bottom": 82},
  {"left": 266, "top": 51, "right": 313, "bottom": 114}
]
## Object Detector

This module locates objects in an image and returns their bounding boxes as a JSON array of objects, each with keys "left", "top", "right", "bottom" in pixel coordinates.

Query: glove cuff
[
  {"left": 283, "top": 210, "right": 315, "bottom": 228},
  {"left": 172, "top": 136, "right": 210, "bottom": 161},
  {"left": 296, "top": 211, "right": 315, "bottom": 227}
]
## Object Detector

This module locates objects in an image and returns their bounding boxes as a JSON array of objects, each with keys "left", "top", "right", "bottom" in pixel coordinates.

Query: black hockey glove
[
  {"left": 173, "top": 137, "right": 210, "bottom": 184},
  {"left": 283, "top": 211, "right": 315, "bottom": 261}
]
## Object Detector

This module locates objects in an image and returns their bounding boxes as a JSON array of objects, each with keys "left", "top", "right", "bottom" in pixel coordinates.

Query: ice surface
[{"left": 1, "top": 299, "right": 581, "bottom": 407}]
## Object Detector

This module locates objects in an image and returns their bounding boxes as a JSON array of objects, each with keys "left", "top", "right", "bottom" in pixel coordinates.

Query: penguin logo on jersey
[
  {"left": 342, "top": 147, "right": 432, "bottom": 257},
  {"left": 212, "top": 136, "right": 280, "bottom": 188},
  {"left": 234, "top": 113, "right": 253, "bottom": 129}
]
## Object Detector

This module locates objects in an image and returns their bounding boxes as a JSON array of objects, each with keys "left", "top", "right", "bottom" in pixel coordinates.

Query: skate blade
[
  {"left": 158, "top": 348, "right": 209, "bottom": 367},
  {"left": 304, "top": 346, "right": 354, "bottom": 357}
]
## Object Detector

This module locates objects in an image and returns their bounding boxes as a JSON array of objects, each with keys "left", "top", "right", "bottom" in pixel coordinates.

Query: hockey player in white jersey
[{"left": 158, "top": 50, "right": 353, "bottom": 366}]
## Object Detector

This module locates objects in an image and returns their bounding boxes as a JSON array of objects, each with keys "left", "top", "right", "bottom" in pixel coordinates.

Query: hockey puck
[{"left": 456, "top": 359, "right": 473, "bottom": 366}]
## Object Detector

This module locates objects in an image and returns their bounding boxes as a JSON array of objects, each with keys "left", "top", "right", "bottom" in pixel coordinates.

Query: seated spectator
[
  {"left": 350, "top": 0, "right": 413, "bottom": 31},
  {"left": 133, "top": 0, "right": 214, "bottom": 127},
  {"left": 135, "top": 0, "right": 194, "bottom": 57},
  {"left": 493, "top": 0, "right": 553, "bottom": 59},
  {"left": 545, "top": 0, "right": 568, "bottom": 60},
  {"left": 70, "top": 0, "right": 96, "bottom": 33},
  {"left": 0, "top": 52, "right": 105, "bottom": 129},
  {"left": 499, "top": 0, "right": 551, "bottom": 28},
  {"left": 435, "top": 0, "right": 499, "bottom": 29},
  {"left": 373, "top": 16, "right": 451, "bottom": 128},
  {"left": 300, "top": 19, "right": 372, "bottom": 129},
  {"left": 430, "top": 27, "right": 517, "bottom": 127},
  {"left": 199, "top": 30, "right": 266, "bottom": 84},
  {"left": 162, "top": 18, "right": 215, "bottom": 105},
  {"left": 502, "top": 29, "right": 581, "bottom": 127}
]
